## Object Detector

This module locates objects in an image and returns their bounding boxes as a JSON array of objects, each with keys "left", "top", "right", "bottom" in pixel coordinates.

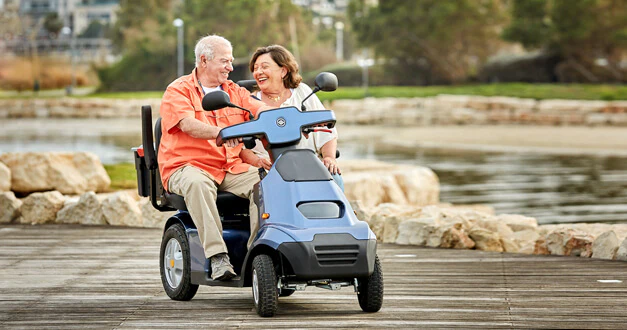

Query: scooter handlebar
[{"left": 216, "top": 106, "right": 336, "bottom": 148}]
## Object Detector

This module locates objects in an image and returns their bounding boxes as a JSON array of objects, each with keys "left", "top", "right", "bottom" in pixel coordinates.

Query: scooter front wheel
[
  {"left": 252, "top": 254, "right": 278, "bottom": 317},
  {"left": 160, "top": 223, "right": 199, "bottom": 301},
  {"left": 357, "top": 255, "right": 383, "bottom": 312}
]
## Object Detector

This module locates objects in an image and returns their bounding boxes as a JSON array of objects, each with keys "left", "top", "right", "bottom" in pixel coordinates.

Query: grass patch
[
  {"left": 81, "top": 91, "right": 164, "bottom": 99},
  {"left": 104, "top": 163, "right": 137, "bottom": 191},
  {"left": 316, "top": 83, "right": 627, "bottom": 102},
  {"left": 4, "top": 83, "right": 627, "bottom": 101}
]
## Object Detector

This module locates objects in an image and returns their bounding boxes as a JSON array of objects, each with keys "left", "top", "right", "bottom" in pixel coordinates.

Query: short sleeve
[{"left": 160, "top": 84, "right": 196, "bottom": 134}]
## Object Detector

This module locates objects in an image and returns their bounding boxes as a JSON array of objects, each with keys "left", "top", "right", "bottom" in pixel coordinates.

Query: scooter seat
[{"left": 164, "top": 190, "right": 250, "bottom": 217}]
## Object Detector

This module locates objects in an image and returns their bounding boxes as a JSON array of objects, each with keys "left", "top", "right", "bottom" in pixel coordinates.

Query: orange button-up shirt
[{"left": 158, "top": 68, "right": 264, "bottom": 189}]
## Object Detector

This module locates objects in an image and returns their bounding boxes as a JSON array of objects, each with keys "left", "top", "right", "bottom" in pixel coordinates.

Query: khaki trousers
[{"left": 168, "top": 166, "right": 260, "bottom": 259}]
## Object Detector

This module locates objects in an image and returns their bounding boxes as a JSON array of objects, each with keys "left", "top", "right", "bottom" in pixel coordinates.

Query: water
[
  {"left": 341, "top": 140, "right": 627, "bottom": 225},
  {"left": 1, "top": 118, "right": 626, "bottom": 225}
]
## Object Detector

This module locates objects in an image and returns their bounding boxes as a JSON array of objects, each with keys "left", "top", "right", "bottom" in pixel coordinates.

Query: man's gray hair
[{"left": 194, "top": 35, "right": 232, "bottom": 67}]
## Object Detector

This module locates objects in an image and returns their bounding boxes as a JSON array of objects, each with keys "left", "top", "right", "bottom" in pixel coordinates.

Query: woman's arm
[
  {"left": 240, "top": 148, "right": 272, "bottom": 170},
  {"left": 319, "top": 138, "right": 340, "bottom": 175}
]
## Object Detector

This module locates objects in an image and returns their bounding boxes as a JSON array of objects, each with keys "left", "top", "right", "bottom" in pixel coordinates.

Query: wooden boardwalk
[{"left": 1, "top": 224, "right": 626, "bottom": 329}]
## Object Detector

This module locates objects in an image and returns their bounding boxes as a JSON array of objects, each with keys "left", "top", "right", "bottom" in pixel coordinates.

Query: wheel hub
[
  {"left": 252, "top": 269, "right": 259, "bottom": 305},
  {"left": 164, "top": 238, "right": 183, "bottom": 288}
]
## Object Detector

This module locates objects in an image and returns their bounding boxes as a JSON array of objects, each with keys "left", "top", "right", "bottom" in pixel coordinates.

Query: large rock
[
  {"left": 101, "top": 191, "right": 143, "bottom": 227},
  {"left": 439, "top": 225, "right": 475, "bottom": 249},
  {"left": 341, "top": 160, "right": 439, "bottom": 208},
  {"left": 496, "top": 214, "right": 538, "bottom": 232},
  {"left": 139, "top": 197, "right": 176, "bottom": 228},
  {"left": 591, "top": 231, "right": 620, "bottom": 260},
  {"left": 468, "top": 227, "right": 503, "bottom": 252},
  {"left": 533, "top": 236, "right": 550, "bottom": 255},
  {"left": 617, "top": 239, "right": 627, "bottom": 261},
  {"left": 368, "top": 203, "right": 406, "bottom": 239},
  {"left": 20, "top": 191, "right": 65, "bottom": 224},
  {"left": 512, "top": 229, "right": 540, "bottom": 254},
  {"left": 546, "top": 228, "right": 594, "bottom": 257},
  {"left": 0, "top": 152, "right": 111, "bottom": 195},
  {"left": 0, "top": 191, "right": 22, "bottom": 223},
  {"left": 0, "top": 161, "right": 10, "bottom": 191},
  {"left": 56, "top": 191, "right": 107, "bottom": 225},
  {"left": 396, "top": 219, "right": 437, "bottom": 246}
]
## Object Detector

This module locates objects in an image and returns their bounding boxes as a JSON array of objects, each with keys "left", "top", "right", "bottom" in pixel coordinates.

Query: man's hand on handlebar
[{"left": 224, "top": 137, "right": 242, "bottom": 148}]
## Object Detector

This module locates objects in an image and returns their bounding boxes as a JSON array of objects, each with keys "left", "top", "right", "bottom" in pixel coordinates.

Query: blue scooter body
[{"left": 164, "top": 106, "right": 377, "bottom": 287}]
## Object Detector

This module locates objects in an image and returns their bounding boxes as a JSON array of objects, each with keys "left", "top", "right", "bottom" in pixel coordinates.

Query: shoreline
[{"left": 340, "top": 124, "right": 627, "bottom": 157}]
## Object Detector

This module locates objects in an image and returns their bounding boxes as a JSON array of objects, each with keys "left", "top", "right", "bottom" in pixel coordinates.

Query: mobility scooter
[{"left": 133, "top": 73, "right": 383, "bottom": 317}]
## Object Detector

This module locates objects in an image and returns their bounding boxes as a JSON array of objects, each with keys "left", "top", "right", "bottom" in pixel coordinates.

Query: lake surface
[{"left": 2, "top": 118, "right": 626, "bottom": 225}]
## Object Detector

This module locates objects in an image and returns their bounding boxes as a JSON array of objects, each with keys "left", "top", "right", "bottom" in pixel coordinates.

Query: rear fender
[{"left": 163, "top": 211, "right": 195, "bottom": 232}]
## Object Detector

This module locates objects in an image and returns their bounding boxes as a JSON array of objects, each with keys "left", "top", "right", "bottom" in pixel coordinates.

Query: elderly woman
[{"left": 240, "top": 44, "right": 344, "bottom": 190}]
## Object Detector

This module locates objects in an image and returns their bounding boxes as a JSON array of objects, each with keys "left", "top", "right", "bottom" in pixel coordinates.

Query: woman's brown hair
[{"left": 249, "top": 45, "right": 302, "bottom": 89}]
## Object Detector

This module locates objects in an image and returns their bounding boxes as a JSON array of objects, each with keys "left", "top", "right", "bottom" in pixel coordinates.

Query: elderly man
[{"left": 158, "top": 35, "right": 268, "bottom": 281}]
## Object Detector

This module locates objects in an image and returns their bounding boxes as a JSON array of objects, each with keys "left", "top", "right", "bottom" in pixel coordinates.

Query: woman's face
[{"left": 252, "top": 53, "right": 287, "bottom": 91}]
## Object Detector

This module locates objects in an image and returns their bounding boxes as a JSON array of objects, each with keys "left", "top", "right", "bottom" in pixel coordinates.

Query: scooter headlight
[{"left": 297, "top": 201, "right": 342, "bottom": 219}]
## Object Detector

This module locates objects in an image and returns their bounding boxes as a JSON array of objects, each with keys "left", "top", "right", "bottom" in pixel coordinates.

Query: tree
[
  {"left": 101, "top": 0, "right": 324, "bottom": 91},
  {"left": 348, "top": 0, "right": 507, "bottom": 84},
  {"left": 503, "top": 0, "right": 627, "bottom": 82},
  {"left": 44, "top": 12, "right": 64, "bottom": 37}
]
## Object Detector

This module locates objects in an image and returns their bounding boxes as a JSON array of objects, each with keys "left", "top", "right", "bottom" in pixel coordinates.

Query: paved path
[{"left": 1, "top": 224, "right": 626, "bottom": 329}]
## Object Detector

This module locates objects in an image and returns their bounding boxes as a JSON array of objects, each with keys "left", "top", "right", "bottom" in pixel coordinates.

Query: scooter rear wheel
[
  {"left": 160, "top": 223, "right": 199, "bottom": 301},
  {"left": 252, "top": 254, "right": 278, "bottom": 317},
  {"left": 357, "top": 255, "right": 383, "bottom": 312}
]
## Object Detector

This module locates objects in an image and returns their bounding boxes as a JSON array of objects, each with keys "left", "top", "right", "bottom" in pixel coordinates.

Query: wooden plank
[{"left": 0, "top": 224, "right": 626, "bottom": 329}]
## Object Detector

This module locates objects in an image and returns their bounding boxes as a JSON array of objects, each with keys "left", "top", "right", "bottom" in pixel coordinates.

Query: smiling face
[
  {"left": 252, "top": 53, "right": 287, "bottom": 93},
  {"left": 200, "top": 43, "right": 234, "bottom": 88}
]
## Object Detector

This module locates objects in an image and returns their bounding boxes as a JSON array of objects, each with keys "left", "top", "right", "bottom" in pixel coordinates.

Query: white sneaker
[{"left": 210, "top": 253, "right": 236, "bottom": 281}]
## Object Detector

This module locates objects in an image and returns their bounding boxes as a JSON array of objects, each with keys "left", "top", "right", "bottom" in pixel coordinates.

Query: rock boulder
[
  {"left": 0, "top": 162, "right": 10, "bottom": 191},
  {"left": 101, "top": 191, "right": 143, "bottom": 227},
  {"left": 56, "top": 191, "right": 107, "bottom": 225},
  {"left": 20, "top": 191, "right": 65, "bottom": 224},
  {"left": 0, "top": 152, "right": 111, "bottom": 195},
  {"left": 591, "top": 231, "right": 620, "bottom": 260},
  {"left": 0, "top": 191, "right": 22, "bottom": 223}
]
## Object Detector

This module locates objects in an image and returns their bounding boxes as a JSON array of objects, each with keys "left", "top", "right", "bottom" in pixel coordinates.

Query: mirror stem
[
  {"left": 229, "top": 103, "right": 255, "bottom": 120},
  {"left": 300, "top": 87, "right": 320, "bottom": 111}
]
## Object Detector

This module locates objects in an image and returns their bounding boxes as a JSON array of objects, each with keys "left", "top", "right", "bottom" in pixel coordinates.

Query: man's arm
[
  {"left": 178, "top": 117, "right": 221, "bottom": 139},
  {"left": 178, "top": 117, "right": 240, "bottom": 147}
]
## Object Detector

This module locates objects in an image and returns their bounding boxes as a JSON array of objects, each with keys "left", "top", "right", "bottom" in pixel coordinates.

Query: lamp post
[
  {"left": 60, "top": 26, "right": 75, "bottom": 95},
  {"left": 173, "top": 18, "right": 184, "bottom": 77},
  {"left": 334, "top": 21, "right": 344, "bottom": 62},
  {"left": 357, "top": 51, "right": 374, "bottom": 97}
]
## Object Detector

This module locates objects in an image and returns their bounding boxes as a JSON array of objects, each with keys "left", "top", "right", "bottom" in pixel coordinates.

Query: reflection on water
[
  {"left": 341, "top": 139, "right": 627, "bottom": 224},
  {"left": 0, "top": 118, "right": 141, "bottom": 164},
  {"left": 1, "top": 118, "right": 626, "bottom": 224}
]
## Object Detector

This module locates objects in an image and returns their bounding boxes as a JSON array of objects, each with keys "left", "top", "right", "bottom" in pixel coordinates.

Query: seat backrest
[
  {"left": 141, "top": 105, "right": 157, "bottom": 170},
  {"left": 236, "top": 79, "right": 258, "bottom": 93},
  {"left": 155, "top": 117, "right": 163, "bottom": 162}
]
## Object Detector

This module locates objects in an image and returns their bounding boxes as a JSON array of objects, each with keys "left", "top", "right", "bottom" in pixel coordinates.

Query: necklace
[{"left": 264, "top": 90, "right": 283, "bottom": 103}]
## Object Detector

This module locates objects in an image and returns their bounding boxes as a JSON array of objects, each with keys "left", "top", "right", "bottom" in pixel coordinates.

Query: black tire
[
  {"left": 279, "top": 289, "right": 296, "bottom": 297},
  {"left": 160, "top": 223, "right": 199, "bottom": 301},
  {"left": 252, "top": 254, "right": 278, "bottom": 317},
  {"left": 357, "top": 255, "right": 383, "bottom": 313}
]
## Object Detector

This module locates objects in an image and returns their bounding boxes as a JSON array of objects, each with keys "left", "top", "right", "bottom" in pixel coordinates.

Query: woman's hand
[
  {"left": 322, "top": 157, "right": 341, "bottom": 175},
  {"left": 256, "top": 157, "right": 273, "bottom": 170}
]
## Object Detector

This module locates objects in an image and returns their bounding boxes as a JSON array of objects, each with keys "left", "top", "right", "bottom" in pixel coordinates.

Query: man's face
[{"left": 202, "top": 44, "right": 234, "bottom": 87}]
